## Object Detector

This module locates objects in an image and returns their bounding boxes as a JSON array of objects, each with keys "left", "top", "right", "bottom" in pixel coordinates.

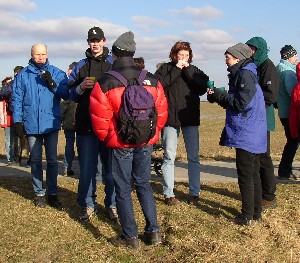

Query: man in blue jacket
[{"left": 12, "top": 43, "right": 69, "bottom": 208}]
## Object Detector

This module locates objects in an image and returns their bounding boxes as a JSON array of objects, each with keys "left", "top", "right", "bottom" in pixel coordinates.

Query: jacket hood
[
  {"left": 246, "top": 37, "right": 268, "bottom": 67},
  {"left": 28, "top": 58, "right": 50, "bottom": 73}
]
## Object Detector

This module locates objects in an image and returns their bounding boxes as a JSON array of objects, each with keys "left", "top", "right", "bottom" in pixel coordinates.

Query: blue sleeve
[
  {"left": 284, "top": 70, "right": 297, "bottom": 96},
  {"left": 12, "top": 74, "right": 24, "bottom": 122},
  {"left": 226, "top": 70, "right": 257, "bottom": 112},
  {"left": 48, "top": 67, "right": 69, "bottom": 100}
]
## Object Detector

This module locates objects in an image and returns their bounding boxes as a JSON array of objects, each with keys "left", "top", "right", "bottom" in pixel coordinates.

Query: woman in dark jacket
[
  {"left": 207, "top": 43, "right": 267, "bottom": 225},
  {"left": 154, "top": 41, "right": 209, "bottom": 206}
]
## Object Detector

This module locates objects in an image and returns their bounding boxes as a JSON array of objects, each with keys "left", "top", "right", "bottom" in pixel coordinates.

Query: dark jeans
[
  {"left": 236, "top": 148, "right": 262, "bottom": 220},
  {"left": 112, "top": 145, "right": 159, "bottom": 239},
  {"left": 278, "top": 118, "right": 300, "bottom": 178},
  {"left": 260, "top": 131, "right": 276, "bottom": 201},
  {"left": 76, "top": 132, "right": 115, "bottom": 209}
]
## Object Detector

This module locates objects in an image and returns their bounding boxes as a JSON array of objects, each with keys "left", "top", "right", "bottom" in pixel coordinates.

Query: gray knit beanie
[
  {"left": 225, "top": 43, "right": 252, "bottom": 60},
  {"left": 112, "top": 31, "right": 136, "bottom": 57}
]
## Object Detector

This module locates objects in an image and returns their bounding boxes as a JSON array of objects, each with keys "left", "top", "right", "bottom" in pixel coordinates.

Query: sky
[{"left": 1, "top": 0, "right": 300, "bottom": 94}]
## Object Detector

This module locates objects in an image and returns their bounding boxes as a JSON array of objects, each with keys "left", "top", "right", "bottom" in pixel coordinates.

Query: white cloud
[
  {"left": 131, "top": 16, "right": 171, "bottom": 32},
  {"left": 169, "top": 5, "right": 223, "bottom": 20},
  {"left": 0, "top": 0, "right": 36, "bottom": 11}
]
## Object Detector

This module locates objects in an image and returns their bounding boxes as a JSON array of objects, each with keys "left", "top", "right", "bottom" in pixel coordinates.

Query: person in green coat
[{"left": 246, "top": 37, "right": 279, "bottom": 209}]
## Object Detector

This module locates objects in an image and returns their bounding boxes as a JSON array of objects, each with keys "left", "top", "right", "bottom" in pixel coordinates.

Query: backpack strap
[
  {"left": 138, "top": 69, "right": 148, "bottom": 85},
  {"left": 106, "top": 69, "right": 148, "bottom": 87},
  {"left": 106, "top": 71, "right": 128, "bottom": 87}
]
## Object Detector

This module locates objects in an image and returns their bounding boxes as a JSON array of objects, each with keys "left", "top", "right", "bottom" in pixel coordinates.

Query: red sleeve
[
  {"left": 90, "top": 82, "right": 113, "bottom": 142},
  {"left": 155, "top": 80, "right": 168, "bottom": 131},
  {"left": 289, "top": 86, "right": 300, "bottom": 139}
]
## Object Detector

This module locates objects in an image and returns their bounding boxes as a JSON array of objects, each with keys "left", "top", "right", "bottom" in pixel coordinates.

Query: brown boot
[
  {"left": 165, "top": 197, "right": 180, "bottom": 206},
  {"left": 261, "top": 199, "right": 276, "bottom": 210}
]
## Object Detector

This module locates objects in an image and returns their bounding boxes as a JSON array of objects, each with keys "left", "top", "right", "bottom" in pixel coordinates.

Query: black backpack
[{"left": 106, "top": 70, "right": 158, "bottom": 144}]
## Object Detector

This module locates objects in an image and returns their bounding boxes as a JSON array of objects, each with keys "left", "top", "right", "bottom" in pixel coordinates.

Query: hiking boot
[
  {"left": 47, "top": 195, "right": 63, "bottom": 210},
  {"left": 64, "top": 169, "right": 74, "bottom": 176},
  {"left": 79, "top": 206, "right": 98, "bottom": 221},
  {"left": 34, "top": 195, "right": 46, "bottom": 208},
  {"left": 107, "top": 207, "right": 118, "bottom": 220},
  {"left": 262, "top": 199, "right": 277, "bottom": 210},
  {"left": 187, "top": 196, "right": 199, "bottom": 206},
  {"left": 165, "top": 197, "right": 180, "bottom": 206},
  {"left": 110, "top": 236, "right": 140, "bottom": 249},
  {"left": 230, "top": 214, "right": 252, "bottom": 226},
  {"left": 144, "top": 232, "right": 162, "bottom": 245},
  {"left": 291, "top": 172, "right": 300, "bottom": 180}
]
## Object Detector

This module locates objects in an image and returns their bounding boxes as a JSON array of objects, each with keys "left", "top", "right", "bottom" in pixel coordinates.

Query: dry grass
[
  {"left": 0, "top": 103, "right": 299, "bottom": 262},
  {"left": 0, "top": 177, "right": 299, "bottom": 262}
]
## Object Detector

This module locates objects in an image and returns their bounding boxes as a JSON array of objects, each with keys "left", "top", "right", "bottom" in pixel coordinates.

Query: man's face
[
  {"left": 88, "top": 39, "right": 105, "bottom": 56},
  {"left": 288, "top": 54, "right": 298, "bottom": 65},
  {"left": 31, "top": 44, "right": 47, "bottom": 64}
]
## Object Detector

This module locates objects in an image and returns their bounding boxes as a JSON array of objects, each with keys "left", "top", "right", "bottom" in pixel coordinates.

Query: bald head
[{"left": 31, "top": 43, "right": 48, "bottom": 64}]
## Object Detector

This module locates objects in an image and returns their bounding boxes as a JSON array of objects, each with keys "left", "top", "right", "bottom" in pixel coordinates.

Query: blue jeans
[
  {"left": 27, "top": 131, "right": 59, "bottom": 196},
  {"left": 161, "top": 126, "right": 200, "bottom": 197},
  {"left": 76, "top": 132, "right": 115, "bottom": 209},
  {"left": 112, "top": 145, "right": 159, "bottom": 239},
  {"left": 63, "top": 130, "right": 76, "bottom": 170},
  {"left": 4, "top": 127, "right": 15, "bottom": 162}
]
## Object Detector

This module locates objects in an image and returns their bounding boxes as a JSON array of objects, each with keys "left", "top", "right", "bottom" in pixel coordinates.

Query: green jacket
[{"left": 61, "top": 100, "right": 77, "bottom": 131}]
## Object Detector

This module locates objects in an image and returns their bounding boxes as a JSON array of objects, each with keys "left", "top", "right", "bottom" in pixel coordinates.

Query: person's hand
[
  {"left": 40, "top": 71, "right": 57, "bottom": 89},
  {"left": 13, "top": 122, "right": 25, "bottom": 139},
  {"left": 79, "top": 77, "right": 95, "bottom": 91},
  {"left": 176, "top": 59, "right": 189, "bottom": 69}
]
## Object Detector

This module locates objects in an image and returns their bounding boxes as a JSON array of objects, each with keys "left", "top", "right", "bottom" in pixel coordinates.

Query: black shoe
[
  {"left": 110, "top": 236, "right": 140, "bottom": 249},
  {"left": 253, "top": 214, "right": 262, "bottom": 222},
  {"left": 47, "top": 195, "right": 63, "bottom": 209},
  {"left": 34, "top": 195, "right": 46, "bottom": 208},
  {"left": 230, "top": 214, "right": 252, "bottom": 226},
  {"left": 144, "top": 232, "right": 162, "bottom": 245}
]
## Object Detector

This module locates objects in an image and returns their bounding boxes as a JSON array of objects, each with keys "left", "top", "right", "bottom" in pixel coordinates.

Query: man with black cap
[
  {"left": 90, "top": 31, "right": 168, "bottom": 249},
  {"left": 276, "top": 45, "right": 300, "bottom": 180},
  {"left": 207, "top": 43, "right": 267, "bottom": 226},
  {"left": 69, "top": 27, "right": 117, "bottom": 221}
]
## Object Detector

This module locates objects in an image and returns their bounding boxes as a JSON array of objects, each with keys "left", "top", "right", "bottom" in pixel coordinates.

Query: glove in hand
[
  {"left": 41, "top": 71, "right": 57, "bottom": 89},
  {"left": 13, "top": 122, "right": 25, "bottom": 139}
]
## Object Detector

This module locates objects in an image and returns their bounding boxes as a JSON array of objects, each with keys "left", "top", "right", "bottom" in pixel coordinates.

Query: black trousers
[
  {"left": 260, "top": 131, "right": 276, "bottom": 201},
  {"left": 236, "top": 148, "right": 262, "bottom": 220},
  {"left": 278, "top": 118, "right": 300, "bottom": 178}
]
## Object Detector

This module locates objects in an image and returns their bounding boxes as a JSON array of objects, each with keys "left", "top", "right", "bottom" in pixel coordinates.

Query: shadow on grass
[
  {"left": 150, "top": 181, "right": 239, "bottom": 218},
  {"left": 0, "top": 163, "right": 120, "bottom": 241}
]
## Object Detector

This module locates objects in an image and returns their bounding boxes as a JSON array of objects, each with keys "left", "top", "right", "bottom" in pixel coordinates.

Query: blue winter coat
[
  {"left": 12, "top": 59, "right": 69, "bottom": 134},
  {"left": 219, "top": 60, "right": 267, "bottom": 154}
]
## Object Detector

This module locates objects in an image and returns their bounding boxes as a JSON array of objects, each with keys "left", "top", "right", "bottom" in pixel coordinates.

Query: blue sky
[{"left": 1, "top": 0, "right": 300, "bottom": 91}]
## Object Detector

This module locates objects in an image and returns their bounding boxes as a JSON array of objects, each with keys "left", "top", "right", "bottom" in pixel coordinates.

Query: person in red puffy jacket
[
  {"left": 289, "top": 62, "right": 300, "bottom": 141},
  {"left": 90, "top": 31, "right": 168, "bottom": 249}
]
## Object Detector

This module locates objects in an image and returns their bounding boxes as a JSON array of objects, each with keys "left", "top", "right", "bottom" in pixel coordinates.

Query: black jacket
[
  {"left": 155, "top": 62, "right": 208, "bottom": 128},
  {"left": 68, "top": 47, "right": 112, "bottom": 134},
  {"left": 257, "top": 58, "right": 279, "bottom": 105}
]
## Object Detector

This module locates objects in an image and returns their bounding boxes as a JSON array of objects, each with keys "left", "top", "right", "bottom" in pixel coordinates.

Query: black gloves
[
  {"left": 13, "top": 122, "right": 25, "bottom": 139},
  {"left": 41, "top": 71, "right": 57, "bottom": 89},
  {"left": 207, "top": 89, "right": 228, "bottom": 108}
]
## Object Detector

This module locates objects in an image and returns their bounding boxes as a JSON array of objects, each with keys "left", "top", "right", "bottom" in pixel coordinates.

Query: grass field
[{"left": 0, "top": 103, "right": 299, "bottom": 262}]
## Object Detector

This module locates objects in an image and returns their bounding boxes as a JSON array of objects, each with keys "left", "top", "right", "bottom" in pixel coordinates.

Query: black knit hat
[
  {"left": 87, "top": 27, "right": 105, "bottom": 41},
  {"left": 280, "top": 45, "right": 297, "bottom": 60},
  {"left": 112, "top": 31, "right": 136, "bottom": 57}
]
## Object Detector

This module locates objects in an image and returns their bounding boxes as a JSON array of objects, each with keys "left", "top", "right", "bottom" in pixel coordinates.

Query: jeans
[
  {"left": 278, "top": 118, "right": 300, "bottom": 177},
  {"left": 27, "top": 131, "right": 59, "bottom": 196},
  {"left": 63, "top": 130, "right": 76, "bottom": 170},
  {"left": 260, "top": 131, "right": 276, "bottom": 201},
  {"left": 76, "top": 132, "right": 115, "bottom": 209},
  {"left": 161, "top": 126, "right": 200, "bottom": 197},
  {"left": 236, "top": 148, "right": 262, "bottom": 220},
  {"left": 4, "top": 127, "right": 15, "bottom": 162},
  {"left": 112, "top": 145, "right": 159, "bottom": 239}
]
